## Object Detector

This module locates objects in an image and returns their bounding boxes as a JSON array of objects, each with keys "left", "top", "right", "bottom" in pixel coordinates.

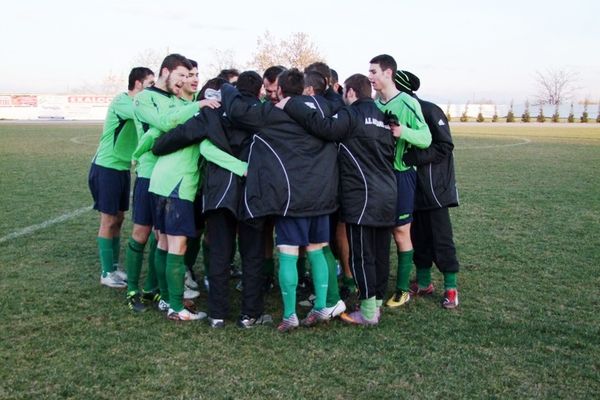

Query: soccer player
[
  {"left": 220, "top": 69, "right": 338, "bottom": 332},
  {"left": 125, "top": 54, "right": 218, "bottom": 315},
  {"left": 394, "top": 70, "right": 460, "bottom": 309},
  {"left": 153, "top": 71, "right": 274, "bottom": 328},
  {"left": 368, "top": 54, "right": 432, "bottom": 308},
  {"left": 282, "top": 73, "right": 397, "bottom": 325},
  {"left": 88, "top": 67, "right": 154, "bottom": 289}
]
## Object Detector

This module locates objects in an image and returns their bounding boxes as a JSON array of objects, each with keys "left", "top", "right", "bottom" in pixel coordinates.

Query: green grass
[{"left": 1, "top": 123, "right": 599, "bottom": 399}]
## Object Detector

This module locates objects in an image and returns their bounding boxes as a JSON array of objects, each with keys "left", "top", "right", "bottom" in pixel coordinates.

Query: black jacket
[
  {"left": 221, "top": 83, "right": 338, "bottom": 219},
  {"left": 152, "top": 98, "right": 258, "bottom": 217},
  {"left": 285, "top": 97, "right": 397, "bottom": 227},
  {"left": 403, "top": 98, "right": 459, "bottom": 210}
]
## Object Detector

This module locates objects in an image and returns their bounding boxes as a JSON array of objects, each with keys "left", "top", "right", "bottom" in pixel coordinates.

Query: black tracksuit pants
[
  {"left": 411, "top": 207, "right": 459, "bottom": 273},
  {"left": 206, "top": 209, "right": 266, "bottom": 319},
  {"left": 346, "top": 224, "right": 391, "bottom": 301}
]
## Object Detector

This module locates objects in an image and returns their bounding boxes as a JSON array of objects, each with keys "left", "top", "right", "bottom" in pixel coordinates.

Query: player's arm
[
  {"left": 399, "top": 98, "right": 432, "bottom": 149},
  {"left": 199, "top": 140, "right": 248, "bottom": 177},
  {"left": 284, "top": 97, "right": 351, "bottom": 141},
  {"left": 132, "top": 127, "right": 162, "bottom": 161},
  {"left": 221, "top": 83, "right": 266, "bottom": 131},
  {"left": 403, "top": 108, "right": 453, "bottom": 166},
  {"left": 134, "top": 95, "right": 200, "bottom": 133}
]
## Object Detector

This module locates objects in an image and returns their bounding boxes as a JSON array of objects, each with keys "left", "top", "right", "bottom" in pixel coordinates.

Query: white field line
[
  {"left": 0, "top": 205, "right": 92, "bottom": 244},
  {"left": 454, "top": 134, "right": 531, "bottom": 150}
]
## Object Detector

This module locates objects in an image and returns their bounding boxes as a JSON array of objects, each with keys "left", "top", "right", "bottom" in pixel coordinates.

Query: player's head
[
  {"left": 305, "top": 62, "right": 331, "bottom": 86},
  {"left": 198, "top": 77, "right": 227, "bottom": 100},
  {"left": 343, "top": 73, "right": 371, "bottom": 105},
  {"left": 158, "top": 53, "right": 193, "bottom": 96},
  {"left": 303, "top": 71, "right": 327, "bottom": 96},
  {"left": 217, "top": 68, "right": 240, "bottom": 84},
  {"left": 263, "top": 65, "right": 286, "bottom": 104},
  {"left": 330, "top": 68, "right": 343, "bottom": 95},
  {"left": 128, "top": 67, "right": 155, "bottom": 92},
  {"left": 182, "top": 59, "right": 199, "bottom": 99},
  {"left": 277, "top": 68, "right": 304, "bottom": 99},
  {"left": 368, "top": 54, "right": 397, "bottom": 92},
  {"left": 236, "top": 71, "right": 263, "bottom": 99}
]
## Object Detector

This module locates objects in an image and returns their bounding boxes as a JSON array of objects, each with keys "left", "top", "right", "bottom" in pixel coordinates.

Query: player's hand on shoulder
[{"left": 199, "top": 99, "right": 220, "bottom": 109}]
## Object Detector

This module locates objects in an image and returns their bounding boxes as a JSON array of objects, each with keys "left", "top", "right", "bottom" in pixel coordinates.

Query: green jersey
[
  {"left": 92, "top": 92, "right": 137, "bottom": 170},
  {"left": 376, "top": 92, "right": 432, "bottom": 171},
  {"left": 149, "top": 139, "right": 247, "bottom": 202},
  {"left": 132, "top": 87, "right": 200, "bottom": 178}
]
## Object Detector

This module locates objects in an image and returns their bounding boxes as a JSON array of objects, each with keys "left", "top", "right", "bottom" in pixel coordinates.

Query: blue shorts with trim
[
  {"left": 132, "top": 177, "right": 154, "bottom": 226},
  {"left": 395, "top": 168, "right": 416, "bottom": 226},
  {"left": 152, "top": 194, "right": 197, "bottom": 238},
  {"left": 88, "top": 163, "right": 130, "bottom": 215},
  {"left": 275, "top": 215, "right": 330, "bottom": 246}
]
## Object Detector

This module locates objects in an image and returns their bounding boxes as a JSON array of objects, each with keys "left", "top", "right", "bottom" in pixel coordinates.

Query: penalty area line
[{"left": 0, "top": 205, "right": 93, "bottom": 244}]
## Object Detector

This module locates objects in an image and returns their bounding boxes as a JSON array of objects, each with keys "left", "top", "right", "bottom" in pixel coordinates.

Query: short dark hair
[
  {"left": 305, "top": 62, "right": 331, "bottom": 84},
  {"left": 330, "top": 68, "right": 339, "bottom": 85},
  {"left": 369, "top": 54, "right": 397, "bottom": 75},
  {"left": 344, "top": 74, "right": 372, "bottom": 100},
  {"left": 263, "top": 65, "right": 286, "bottom": 83},
  {"left": 217, "top": 68, "right": 240, "bottom": 81},
  {"left": 304, "top": 71, "right": 327, "bottom": 95},
  {"left": 187, "top": 59, "right": 198, "bottom": 69},
  {"left": 128, "top": 67, "right": 154, "bottom": 90},
  {"left": 236, "top": 71, "right": 262, "bottom": 98},
  {"left": 198, "top": 77, "right": 227, "bottom": 100},
  {"left": 278, "top": 68, "right": 304, "bottom": 97},
  {"left": 159, "top": 53, "right": 192, "bottom": 77}
]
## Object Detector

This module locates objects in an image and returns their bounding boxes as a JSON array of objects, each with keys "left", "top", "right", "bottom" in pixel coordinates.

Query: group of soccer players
[{"left": 88, "top": 52, "right": 460, "bottom": 331}]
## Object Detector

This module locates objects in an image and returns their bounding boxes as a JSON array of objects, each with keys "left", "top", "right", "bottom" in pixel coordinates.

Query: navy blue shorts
[
  {"left": 88, "top": 163, "right": 130, "bottom": 215},
  {"left": 275, "top": 215, "right": 330, "bottom": 246},
  {"left": 152, "top": 194, "right": 197, "bottom": 237},
  {"left": 132, "top": 177, "right": 154, "bottom": 226},
  {"left": 395, "top": 168, "right": 416, "bottom": 226}
]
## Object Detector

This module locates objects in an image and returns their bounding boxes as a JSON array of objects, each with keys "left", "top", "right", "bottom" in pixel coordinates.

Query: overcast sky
[{"left": 2, "top": 0, "right": 598, "bottom": 103}]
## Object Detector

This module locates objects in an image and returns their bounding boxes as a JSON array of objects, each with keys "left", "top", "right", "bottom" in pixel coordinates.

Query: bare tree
[
  {"left": 249, "top": 30, "right": 323, "bottom": 72},
  {"left": 206, "top": 48, "right": 243, "bottom": 78},
  {"left": 534, "top": 68, "right": 578, "bottom": 106},
  {"left": 132, "top": 48, "right": 169, "bottom": 75}
]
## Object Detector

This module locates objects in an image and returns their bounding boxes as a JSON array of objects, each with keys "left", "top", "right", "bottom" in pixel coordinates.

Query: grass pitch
[{"left": 0, "top": 122, "right": 599, "bottom": 399}]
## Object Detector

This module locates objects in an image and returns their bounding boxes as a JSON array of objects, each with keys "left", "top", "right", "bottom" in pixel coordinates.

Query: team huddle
[{"left": 88, "top": 52, "right": 460, "bottom": 331}]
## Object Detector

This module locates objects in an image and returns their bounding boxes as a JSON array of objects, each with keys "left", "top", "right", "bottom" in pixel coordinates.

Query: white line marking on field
[
  {"left": 70, "top": 135, "right": 97, "bottom": 146},
  {"left": 454, "top": 134, "right": 531, "bottom": 150},
  {"left": 0, "top": 205, "right": 93, "bottom": 244}
]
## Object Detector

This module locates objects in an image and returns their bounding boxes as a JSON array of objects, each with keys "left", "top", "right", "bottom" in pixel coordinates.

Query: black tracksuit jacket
[
  {"left": 221, "top": 83, "right": 338, "bottom": 219},
  {"left": 285, "top": 97, "right": 397, "bottom": 227},
  {"left": 402, "top": 98, "right": 459, "bottom": 211}
]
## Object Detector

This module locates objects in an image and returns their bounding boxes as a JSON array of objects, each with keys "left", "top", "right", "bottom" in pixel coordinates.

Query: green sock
[
  {"left": 396, "top": 250, "right": 414, "bottom": 292},
  {"left": 444, "top": 272, "right": 458, "bottom": 290},
  {"left": 322, "top": 245, "right": 341, "bottom": 307},
  {"left": 264, "top": 257, "right": 275, "bottom": 277},
  {"left": 185, "top": 236, "right": 201, "bottom": 271},
  {"left": 278, "top": 253, "right": 299, "bottom": 318},
  {"left": 126, "top": 238, "right": 145, "bottom": 293},
  {"left": 143, "top": 234, "right": 158, "bottom": 293},
  {"left": 416, "top": 267, "right": 432, "bottom": 288},
  {"left": 155, "top": 248, "right": 169, "bottom": 302},
  {"left": 297, "top": 256, "right": 307, "bottom": 279},
  {"left": 112, "top": 236, "right": 121, "bottom": 267},
  {"left": 360, "top": 296, "right": 377, "bottom": 320},
  {"left": 166, "top": 254, "right": 186, "bottom": 312},
  {"left": 307, "top": 248, "right": 328, "bottom": 310},
  {"left": 202, "top": 240, "right": 210, "bottom": 277},
  {"left": 97, "top": 237, "right": 114, "bottom": 275},
  {"left": 376, "top": 299, "right": 383, "bottom": 308}
]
